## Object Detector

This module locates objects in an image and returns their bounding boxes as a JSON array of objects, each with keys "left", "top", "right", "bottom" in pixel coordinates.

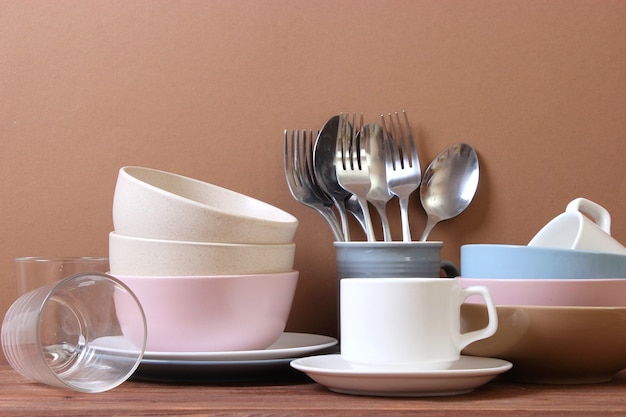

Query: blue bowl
[{"left": 461, "top": 244, "right": 626, "bottom": 279}]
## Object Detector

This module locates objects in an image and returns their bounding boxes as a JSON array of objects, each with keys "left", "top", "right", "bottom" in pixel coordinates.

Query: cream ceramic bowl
[
  {"left": 112, "top": 166, "right": 298, "bottom": 244},
  {"left": 460, "top": 277, "right": 626, "bottom": 306},
  {"left": 108, "top": 232, "right": 296, "bottom": 276},
  {"left": 113, "top": 271, "right": 299, "bottom": 352},
  {"left": 461, "top": 304, "right": 626, "bottom": 384}
]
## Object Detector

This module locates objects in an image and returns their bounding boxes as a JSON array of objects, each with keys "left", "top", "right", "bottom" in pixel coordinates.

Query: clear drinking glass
[
  {"left": 1, "top": 273, "right": 146, "bottom": 393},
  {"left": 14, "top": 257, "right": 110, "bottom": 296}
]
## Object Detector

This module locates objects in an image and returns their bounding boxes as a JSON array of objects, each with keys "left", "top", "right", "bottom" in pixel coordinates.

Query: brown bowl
[{"left": 461, "top": 304, "right": 626, "bottom": 384}]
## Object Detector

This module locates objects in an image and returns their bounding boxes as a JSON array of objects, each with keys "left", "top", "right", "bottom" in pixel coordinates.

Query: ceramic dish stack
[
  {"left": 108, "top": 167, "right": 336, "bottom": 381},
  {"left": 458, "top": 199, "right": 626, "bottom": 384}
]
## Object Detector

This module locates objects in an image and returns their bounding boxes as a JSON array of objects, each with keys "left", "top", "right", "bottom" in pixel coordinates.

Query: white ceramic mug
[
  {"left": 340, "top": 278, "right": 498, "bottom": 371},
  {"left": 529, "top": 198, "right": 626, "bottom": 255}
]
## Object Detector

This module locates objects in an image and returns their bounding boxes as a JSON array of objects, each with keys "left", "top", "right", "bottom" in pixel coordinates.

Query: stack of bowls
[
  {"left": 109, "top": 166, "right": 299, "bottom": 353},
  {"left": 458, "top": 243, "right": 626, "bottom": 384}
]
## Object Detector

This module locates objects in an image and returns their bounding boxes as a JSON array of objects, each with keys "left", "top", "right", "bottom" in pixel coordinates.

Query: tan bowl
[
  {"left": 461, "top": 304, "right": 626, "bottom": 384},
  {"left": 112, "top": 166, "right": 298, "bottom": 244},
  {"left": 114, "top": 271, "right": 298, "bottom": 352},
  {"left": 109, "top": 232, "right": 296, "bottom": 276}
]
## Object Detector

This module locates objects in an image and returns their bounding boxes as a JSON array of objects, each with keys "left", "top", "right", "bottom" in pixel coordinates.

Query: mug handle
[
  {"left": 566, "top": 197, "right": 612, "bottom": 234},
  {"left": 457, "top": 285, "right": 498, "bottom": 350},
  {"left": 441, "top": 260, "right": 460, "bottom": 277}
]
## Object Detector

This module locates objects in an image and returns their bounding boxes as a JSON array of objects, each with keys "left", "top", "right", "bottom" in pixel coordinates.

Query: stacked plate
[{"left": 137, "top": 332, "right": 337, "bottom": 382}]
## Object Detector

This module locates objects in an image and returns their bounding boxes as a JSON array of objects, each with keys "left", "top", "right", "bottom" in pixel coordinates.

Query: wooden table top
[{"left": 2, "top": 360, "right": 626, "bottom": 416}]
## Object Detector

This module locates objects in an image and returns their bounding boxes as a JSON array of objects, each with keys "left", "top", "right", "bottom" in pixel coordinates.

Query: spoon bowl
[
  {"left": 419, "top": 143, "right": 479, "bottom": 241},
  {"left": 314, "top": 115, "right": 353, "bottom": 241}
]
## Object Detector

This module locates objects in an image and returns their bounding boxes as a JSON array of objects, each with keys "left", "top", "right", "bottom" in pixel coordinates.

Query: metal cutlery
[
  {"left": 335, "top": 113, "right": 376, "bottom": 242},
  {"left": 345, "top": 194, "right": 368, "bottom": 236},
  {"left": 283, "top": 112, "right": 478, "bottom": 242},
  {"left": 381, "top": 111, "right": 421, "bottom": 242},
  {"left": 419, "top": 143, "right": 479, "bottom": 241},
  {"left": 312, "top": 116, "right": 353, "bottom": 241},
  {"left": 284, "top": 129, "right": 344, "bottom": 241},
  {"left": 362, "top": 121, "right": 393, "bottom": 241}
]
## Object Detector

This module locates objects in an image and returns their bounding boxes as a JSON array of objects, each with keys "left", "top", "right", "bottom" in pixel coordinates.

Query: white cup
[
  {"left": 340, "top": 278, "right": 498, "bottom": 371},
  {"left": 529, "top": 198, "right": 626, "bottom": 255}
]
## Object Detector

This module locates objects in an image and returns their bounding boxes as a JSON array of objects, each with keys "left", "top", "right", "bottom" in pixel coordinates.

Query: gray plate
[{"left": 134, "top": 357, "right": 301, "bottom": 383}]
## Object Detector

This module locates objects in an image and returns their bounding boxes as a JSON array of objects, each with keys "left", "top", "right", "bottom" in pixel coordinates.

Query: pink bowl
[
  {"left": 113, "top": 271, "right": 298, "bottom": 352},
  {"left": 460, "top": 277, "right": 626, "bottom": 306}
]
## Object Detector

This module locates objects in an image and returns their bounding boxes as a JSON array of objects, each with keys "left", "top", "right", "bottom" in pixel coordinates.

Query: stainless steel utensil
[
  {"left": 284, "top": 129, "right": 344, "bottom": 241},
  {"left": 382, "top": 111, "right": 421, "bottom": 242},
  {"left": 335, "top": 114, "right": 376, "bottom": 241},
  {"left": 362, "top": 122, "right": 393, "bottom": 241},
  {"left": 419, "top": 143, "right": 479, "bottom": 241},
  {"left": 313, "top": 116, "right": 353, "bottom": 241},
  {"left": 345, "top": 194, "right": 368, "bottom": 236},
  {"left": 313, "top": 116, "right": 366, "bottom": 236}
]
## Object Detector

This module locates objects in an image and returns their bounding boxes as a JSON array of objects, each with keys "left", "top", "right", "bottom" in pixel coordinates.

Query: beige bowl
[
  {"left": 109, "top": 232, "right": 296, "bottom": 276},
  {"left": 112, "top": 166, "right": 298, "bottom": 244},
  {"left": 461, "top": 304, "right": 626, "bottom": 384},
  {"left": 113, "top": 271, "right": 298, "bottom": 352}
]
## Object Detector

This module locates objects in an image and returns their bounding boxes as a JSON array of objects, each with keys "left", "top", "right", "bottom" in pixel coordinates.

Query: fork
[
  {"left": 381, "top": 111, "right": 421, "bottom": 242},
  {"left": 363, "top": 122, "right": 393, "bottom": 242},
  {"left": 343, "top": 114, "right": 369, "bottom": 235},
  {"left": 284, "top": 129, "right": 344, "bottom": 241},
  {"left": 335, "top": 113, "right": 376, "bottom": 242}
]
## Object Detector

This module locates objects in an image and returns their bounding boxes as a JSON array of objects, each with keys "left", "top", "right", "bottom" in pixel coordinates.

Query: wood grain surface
[{"left": 1, "top": 361, "right": 626, "bottom": 416}]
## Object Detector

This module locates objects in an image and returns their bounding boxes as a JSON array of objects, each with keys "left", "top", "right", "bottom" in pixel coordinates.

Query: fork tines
[
  {"left": 382, "top": 111, "right": 419, "bottom": 172},
  {"left": 283, "top": 128, "right": 344, "bottom": 241}
]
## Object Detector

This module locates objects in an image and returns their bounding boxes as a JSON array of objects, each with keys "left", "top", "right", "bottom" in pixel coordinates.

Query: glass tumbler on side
[{"left": 1, "top": 273, "right": 146, "bottom": 393}]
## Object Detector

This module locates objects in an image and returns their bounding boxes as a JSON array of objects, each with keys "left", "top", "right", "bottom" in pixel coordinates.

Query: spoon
[
  {"left": 419, "top": 143, "right": 479, "bottom": 241},
  {"left": 313, "top": 115, "right": 353, "bottom": 241}
]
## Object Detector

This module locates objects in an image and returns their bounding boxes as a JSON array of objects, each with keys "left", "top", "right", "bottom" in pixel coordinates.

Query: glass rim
[{"left": 15, "top": 256, "right": 109, "bottom": 263}]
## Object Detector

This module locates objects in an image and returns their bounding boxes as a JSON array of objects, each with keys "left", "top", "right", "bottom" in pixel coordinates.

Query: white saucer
[
  {"left": 290, "top": 354, "right": 512, "bottom": 397},
  {"left": 142, "top": 332, "right": 337, "bottom": 361}
]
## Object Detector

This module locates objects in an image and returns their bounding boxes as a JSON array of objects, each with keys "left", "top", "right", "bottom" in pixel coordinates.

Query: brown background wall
[{"left": 1, "top": 0, "right": 625, "bottom": 353}]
